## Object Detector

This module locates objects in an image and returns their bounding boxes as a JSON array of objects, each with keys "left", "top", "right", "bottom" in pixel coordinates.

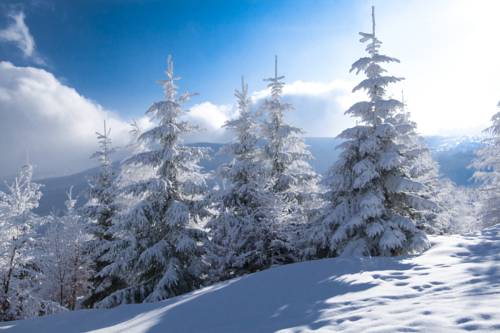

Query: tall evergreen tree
[
  {"left": 472, "top": 102, "right": 500, "bottom": 227},
  {"left": 83, "top": 121, "right": 123, "bottom": 308},
  {"left": 97, "top": 55, "right": 208, "bottom": 307},
  {"left": 308, "top": 7, "right": 430, "bottom": 257},
  {"left": 261, "top": 56, "right": 321, "bottom": 261},
  {"left": 207, "top": 77, "right": 278, "bottom": 281}
]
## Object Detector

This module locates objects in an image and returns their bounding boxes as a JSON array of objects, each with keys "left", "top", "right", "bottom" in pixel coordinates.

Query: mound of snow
[{"left": 2, "top": 225, "right": 500, "bottom": 332}]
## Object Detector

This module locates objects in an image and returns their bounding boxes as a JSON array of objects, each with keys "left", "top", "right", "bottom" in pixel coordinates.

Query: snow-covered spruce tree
[
  {"left": 207, "top": 77, "right": 279, "bottom": 281},
  {"left": 91, "top": 121, "right": 156, "bottom": 309},
  {"left": 472, "top": 102, "right": 500, "bottom": 227},
  {"left": 260, "top": 56, "right": 321, "bottom": 262},
  {"left": 83, "top": 121, "right": 124, "bottom": 308},
  {"left": 0, "top": 164, "right": 62, "bottom": 320},
  {"left": 97, "top": 55, "right": 208, "bottom": 307},
  {"left": 308, "top": 7, "right": 430, "bottom": 257}
]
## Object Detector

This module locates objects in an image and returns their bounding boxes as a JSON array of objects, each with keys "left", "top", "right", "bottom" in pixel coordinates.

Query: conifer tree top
[
  {"left": 350, "top": 6, "right": 403, "bottom": 105},
  {"left": 91, "top": 120, "right": 114, "bottom": 169},
  {"left": 235, "top": 76, "right": 250, "bottom": 112},
  {"left": 161, "top": 55, "right": 179, "bottom": 101},
  {"left": 264, "top": 55, "right": 286, "bottom": 101}
]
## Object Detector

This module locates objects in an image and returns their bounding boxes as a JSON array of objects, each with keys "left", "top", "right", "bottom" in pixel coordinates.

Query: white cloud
[
  {"left": 0, "top": 62, "right": 256, "bottom": 178},
  {"left": 183, "top": 102, "right": 236, "bottom": 143},
  {"left": 0, "top": 12, "right": 41, "bottom": 63},
  {"left": 181, "top": 79, "right": 359, "bottom": 143},
  {"left": 182, "top": 79, "right": 358, "bottom": 143},
  {"left": 0, "top": 62, "right": 397, "bottom": 179},
  {"left": 252, "top": 79, "right": 359, "bottom": 137},
  {"left": 0, "top": 61, "right": 132, "bottom": 178}
]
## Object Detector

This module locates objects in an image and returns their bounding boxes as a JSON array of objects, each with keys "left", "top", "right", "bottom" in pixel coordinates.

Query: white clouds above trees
[
  {"left": 0, "top": 61, "right": 131, "bottom": 178},
  {"left": 0, "top": 61, "right": 356, "bottom": 178},
  {"left": 253, "top": 79, "right": 358, "bottom": 137}
]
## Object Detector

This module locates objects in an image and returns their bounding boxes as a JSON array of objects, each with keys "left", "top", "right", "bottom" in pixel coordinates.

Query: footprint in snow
[
  {"left": 478, "top": 313, "right": 492, "bottom": 320},
  {"left": 430, "top": 281, "right": 445, "bottom": 285},
  {"left": 456, "top": 317, "right": 473, "bottom": 324}
]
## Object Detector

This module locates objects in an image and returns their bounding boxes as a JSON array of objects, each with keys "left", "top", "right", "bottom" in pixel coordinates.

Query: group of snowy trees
[
  {"left": 0, "top": 6, "right": 493, "bottom": 321},
  {"left": 472, "top": 103, "right": 500, "bottom": 228},
  {"left": 0, "top": 165, "right": 69, "bottom": 320}
]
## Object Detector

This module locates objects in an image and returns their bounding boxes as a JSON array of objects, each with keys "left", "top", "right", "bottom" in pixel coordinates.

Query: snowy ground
[{"left": 2, "top": 225, "right": 500, "bottom": 333}]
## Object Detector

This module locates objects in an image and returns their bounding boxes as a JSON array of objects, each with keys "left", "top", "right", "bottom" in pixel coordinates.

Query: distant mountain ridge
[
  {"left": 1, "top": 136, "right": 480, "bottom": 215},
  {"left": 425, "top": 135, "right": 483, "bottom": 187}
]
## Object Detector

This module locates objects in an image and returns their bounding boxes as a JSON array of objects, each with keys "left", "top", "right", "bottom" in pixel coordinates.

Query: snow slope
[{"left": 2, "top": 225, "right": 500, "bottom": 332}]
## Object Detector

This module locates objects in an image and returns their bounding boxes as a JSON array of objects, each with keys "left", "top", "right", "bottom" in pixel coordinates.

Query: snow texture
[{"left": 3, "top": 224, "right": 500, "bottom": 332}]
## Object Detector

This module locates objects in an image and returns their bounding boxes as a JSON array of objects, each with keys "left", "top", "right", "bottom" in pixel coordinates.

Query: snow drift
[{"left": 2, "top": 225, "right": 500, "bottom": 332}]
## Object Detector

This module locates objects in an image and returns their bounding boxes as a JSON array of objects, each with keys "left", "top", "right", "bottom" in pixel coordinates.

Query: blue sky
[
  {"left": 0, "top": 0, "right": 364, "bottom": 116},
  {"left": 1, "top": 0, "right": 500, "bottom": 177}
]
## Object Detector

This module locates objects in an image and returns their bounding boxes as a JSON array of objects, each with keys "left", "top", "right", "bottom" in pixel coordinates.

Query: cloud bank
[
  {"left": 0, "top": 61, "right": 132, "bottom": 178},
  {"left": 0, "top": 62, "right": 240, "bottom": 178},
  {"left": 0, "top": 10, "right": 360, "bottom": 178},
  {"left": 0, "top": 60, "right": 354, "bottom": 178}
]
